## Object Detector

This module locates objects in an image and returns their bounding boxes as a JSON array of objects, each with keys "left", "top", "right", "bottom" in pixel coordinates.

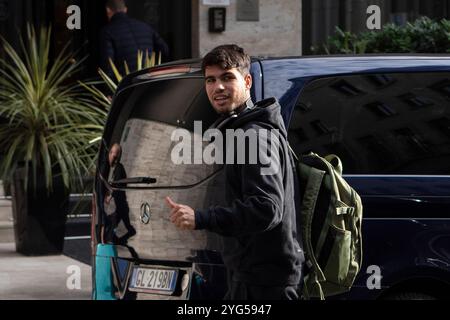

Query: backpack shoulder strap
[
  {"left": 288, "top": 143, "right": 299, "bottom": 162},
  {"left": 324, "top": 154, "right": 343, "bottom": 176}
]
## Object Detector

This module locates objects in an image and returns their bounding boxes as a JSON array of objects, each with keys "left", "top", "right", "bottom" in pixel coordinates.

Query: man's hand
[{"left": 165, "top": 196, "right": 196, "bottom": 230}]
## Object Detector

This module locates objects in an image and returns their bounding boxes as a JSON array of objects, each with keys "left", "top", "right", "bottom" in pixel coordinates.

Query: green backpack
[{"left": 289, "top": 148, "right": 363, "bottom": 300}]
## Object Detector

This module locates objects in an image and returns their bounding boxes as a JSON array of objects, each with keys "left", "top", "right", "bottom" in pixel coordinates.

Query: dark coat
[
  {"left": 100, "top": 12, "right": 169, "bottom": 78},
  {"left": 109, "top": 162, "right": 128, "bottom": 215},
  {"left": 103, "top": 162, "right": 131, "bottom": 243},
  {"left": 195, "top": 98, "right": 305, "bottom": 286}
]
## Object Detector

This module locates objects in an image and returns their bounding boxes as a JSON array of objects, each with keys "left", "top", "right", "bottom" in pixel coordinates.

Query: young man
[
  {"left": 100, "top": 0, "right": 169, "bottom": 79},
  {"left": 165, "top": 44, "right": 304, "bottom": 300}
]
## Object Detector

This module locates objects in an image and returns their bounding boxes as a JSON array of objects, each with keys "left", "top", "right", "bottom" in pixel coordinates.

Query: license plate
[{"left": 129, "top": 266, "right": 178, "bottom": 294}]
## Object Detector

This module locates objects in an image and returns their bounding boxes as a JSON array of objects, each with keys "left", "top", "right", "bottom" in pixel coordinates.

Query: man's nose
[{"left": 214, "top": 81, "right": 225, "bottom": 91}]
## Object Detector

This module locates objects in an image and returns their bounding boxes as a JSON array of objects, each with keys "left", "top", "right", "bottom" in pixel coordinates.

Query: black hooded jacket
[
  {"left": 195, "top": 97, "right": 304, "bottom": 286},
  {"left": 100, "top": 12, "right": 169, "bottom": 78}
]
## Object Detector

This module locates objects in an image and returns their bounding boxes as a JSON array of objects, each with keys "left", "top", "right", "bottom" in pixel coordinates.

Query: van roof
[
  {"left": 117, "top": 54, "right": 450, "bottom": 93},
  {"left": 259, "top": 54, "right": 450, "bottom": 80},
  {"left": 130, "top": 54, "right": 450, "bottom": 70}
]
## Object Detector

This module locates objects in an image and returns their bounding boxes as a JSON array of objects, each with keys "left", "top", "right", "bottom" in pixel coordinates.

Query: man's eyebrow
[
  {"left": 221, "top": 71, "right": 235, "bottom": 77},
  {"left": 205, "top": 71, "right": 236, "bottom": 80}
]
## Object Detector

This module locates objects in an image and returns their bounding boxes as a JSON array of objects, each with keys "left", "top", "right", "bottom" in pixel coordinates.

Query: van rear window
[
  {"left": 105, "top": 77, "right": 222, "bottom": 188},
  {"left": 118, "top": 78, "right": 217, "bottom": 130}
]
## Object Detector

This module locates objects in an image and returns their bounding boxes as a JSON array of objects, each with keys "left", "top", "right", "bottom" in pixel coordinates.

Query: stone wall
[{"left": 194, "top": 0, "right": 302, "bottom": 58}]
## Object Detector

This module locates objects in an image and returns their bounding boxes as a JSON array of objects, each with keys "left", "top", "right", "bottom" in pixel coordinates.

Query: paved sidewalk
[
  {"left": 0, "top": 243, "right": 92, "bottom": 300},
  {"left": 0, "top": 194, "right": 93, "bottom": 300},
  {"left": 0, "top": 199, "right": 14, "bottom": 243}
]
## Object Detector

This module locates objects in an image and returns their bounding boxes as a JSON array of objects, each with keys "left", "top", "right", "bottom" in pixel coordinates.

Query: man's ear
[{"left": 245, "top": 73, "right": 252, "bottom": 90}]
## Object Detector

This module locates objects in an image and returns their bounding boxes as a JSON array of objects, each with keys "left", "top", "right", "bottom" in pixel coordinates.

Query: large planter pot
[{"left": 11, "top": 167, "right": 69, "bottom": 255}]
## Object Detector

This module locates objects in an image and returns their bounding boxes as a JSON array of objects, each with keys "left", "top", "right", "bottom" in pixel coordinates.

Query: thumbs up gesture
[{"left": 165, "top": 196, "right": 196, "bottom": 230}]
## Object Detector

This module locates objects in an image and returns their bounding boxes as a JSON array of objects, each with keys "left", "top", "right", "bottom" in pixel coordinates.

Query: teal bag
[{"left": 93, "top": 244, "right": 118, "bottom": 300}]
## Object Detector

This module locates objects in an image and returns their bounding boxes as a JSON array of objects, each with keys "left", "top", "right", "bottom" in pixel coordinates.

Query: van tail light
[{"left": 136, "top": 65, "right": 201, "bottom": 80}]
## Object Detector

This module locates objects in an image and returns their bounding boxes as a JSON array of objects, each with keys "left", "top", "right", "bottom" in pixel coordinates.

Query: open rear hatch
[{"left": 94, "top": 63, "right": 228, "bottom": 298}]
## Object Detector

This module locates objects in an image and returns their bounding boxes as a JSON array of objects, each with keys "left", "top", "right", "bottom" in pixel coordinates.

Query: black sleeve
[
  {"left": 112, "top": 164, "right": 128, "bottom": 213},
  {"left": 113, "top": 163, "right": 127, "bottom": 179},
  {"left": 195, "top": 126, "right": 285, "bottom": 237},
  {"left": 112, "top": 163, "right": 127, "bottom": 189}
]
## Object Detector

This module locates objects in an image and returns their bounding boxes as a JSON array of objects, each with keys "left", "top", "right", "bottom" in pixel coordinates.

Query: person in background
[
  {"left": 100, "top": 0, "right": 169, "bottom": 79},
  {"left": 103, "top": 143, "right": 135, "bottom": 245}
]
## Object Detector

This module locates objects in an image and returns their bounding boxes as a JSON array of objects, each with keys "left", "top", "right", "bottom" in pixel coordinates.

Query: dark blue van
[{"left": 92, "top": 55, "right": 450, "bottom": 300}]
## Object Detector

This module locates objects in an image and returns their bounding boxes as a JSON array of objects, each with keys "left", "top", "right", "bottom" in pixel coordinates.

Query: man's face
[
  {"left": 106, "top": 7, "right": 114, "bottom": 20},
  {"left": 106, "top": 6, "right": 127, "bottom": 21},
  {"left": 109, "top": 145, "right": 121, "bottom": 166},
  {"left": 204, "top": 65, "right": 252, "bottom": 114}
]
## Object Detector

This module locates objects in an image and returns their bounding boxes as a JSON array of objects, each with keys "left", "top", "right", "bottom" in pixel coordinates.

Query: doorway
[
  {"left": 81, "top": 0, "right": 192, "bottom": 77},
  {"left": 126, "top": 0, "right": 192, "bottom": 62},
  {"left": 0, "top": 0, "right": 192, "bottom": 77}
]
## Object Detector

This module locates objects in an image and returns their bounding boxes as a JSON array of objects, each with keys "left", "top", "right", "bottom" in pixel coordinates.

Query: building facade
[
  {"left": 193, "top": 0, "right": 302, "bottom": 58},
  {"left": 1, "top": 0, "right": 450, "bottom": 71},
  {"left": 0, "top": 0, "right": 303, "bottom": 74}
]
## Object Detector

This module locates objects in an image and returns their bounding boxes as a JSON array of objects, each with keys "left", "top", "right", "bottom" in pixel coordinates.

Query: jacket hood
[{"left": 232, "top": 97, "right": 288, "bottom": 139}]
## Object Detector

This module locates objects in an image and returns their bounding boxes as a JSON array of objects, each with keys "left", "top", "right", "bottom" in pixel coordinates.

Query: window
[
  {"left": 103, "top": 77, "right": 222, "bottom": 188},
  {"left": 364, "top": 101, "right": 398, "bottom": 119},
  {"left": 288, "top": 72, "right": 450, "bottom": 175}
]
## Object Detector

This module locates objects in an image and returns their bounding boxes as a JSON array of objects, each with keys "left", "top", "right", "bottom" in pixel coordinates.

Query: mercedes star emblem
[{"left": 140, "top": 202, "right": 151, "bottom": 224}]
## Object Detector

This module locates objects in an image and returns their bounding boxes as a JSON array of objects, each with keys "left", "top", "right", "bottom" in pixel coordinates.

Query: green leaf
[
  {"left": 317, "top": 17, "right": 450, "bottom": 55},
  {"left": 0, "top": 24, "right": 106, "bottom": 193},
  {"left": 109, "top": 58, "right": 123, "bottom": 83}
]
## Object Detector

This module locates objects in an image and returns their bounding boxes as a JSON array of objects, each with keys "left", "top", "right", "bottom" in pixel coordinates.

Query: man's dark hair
[
  {"left": 201, "top": 44, "right": 251, "bottom": 76},
  {"left": 106, "top": 0, "right": 126, "bottom": 12}
]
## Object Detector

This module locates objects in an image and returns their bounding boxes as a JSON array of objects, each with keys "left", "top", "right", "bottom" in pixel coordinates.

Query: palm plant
[
  {"left": 80, "top": 50, "right": 161, "bottom": 109},
  {"left": 0, "top": 25, "right": 107, "bottom": 193}
]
